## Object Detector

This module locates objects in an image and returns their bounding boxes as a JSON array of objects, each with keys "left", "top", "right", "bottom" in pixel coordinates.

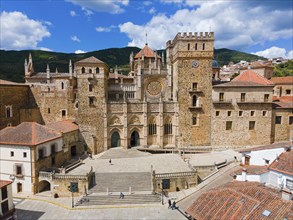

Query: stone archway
[
  {"left": 39, "top": 180, "right": 51, "bottom": 193},
  {"left": 111, "top": 131, "right": 121, "bottom": 148},
  {"left": 130, "top": 130, "right": 140, "bottom": 147}
]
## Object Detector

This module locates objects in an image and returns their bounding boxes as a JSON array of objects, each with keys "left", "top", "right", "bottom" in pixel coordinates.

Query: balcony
[
  {"left": 236, "top": 98, "right": 272, "bottom": 104},
  {"left": 189, "top": 89, "right": 203, "bottom": 94},
  {"left": 189, "top": 104, "right": 202, "bottom": 110},
  {"left": 212, "top": 99, "right": 232, "bottom": 104}
]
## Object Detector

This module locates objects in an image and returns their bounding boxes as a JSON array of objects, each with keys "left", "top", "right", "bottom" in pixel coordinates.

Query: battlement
[{"left": 166, "top": 32, "right": 214, "bottom": 47}]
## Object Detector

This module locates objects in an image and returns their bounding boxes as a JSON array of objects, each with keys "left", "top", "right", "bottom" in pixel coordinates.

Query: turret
[
  {"left": 28, "top": 53, "right": 34, "bottom": 73},
  {"left": 46, "top": 64, "right": 50, "bottom": 83},
  {"left": 69, "top": 60, "right": 73, "bottom": 79},
  {"left": 24, "top": 59, "right": 28, "bottom": 76}
]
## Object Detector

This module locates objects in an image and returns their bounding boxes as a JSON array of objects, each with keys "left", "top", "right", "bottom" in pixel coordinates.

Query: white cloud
[
  {"left": 66, "top": 0, "right": 129, "bottom": 14},
  {"left": 0, "top": 11, "right": 51, "bottom": 50},
  {"left": 96, "top": 25, "right": 116, "bottom": 32},
  {"left": 149, "top": 7, "right": 156, "bottom": 15},
  {"left": 252, "top": 47, "right": 293, "bottom": 59},
  {"left": 75, "top": 49, "right": 86, "bottom": 54},
  {"left": 119, "top": 1, "right": 293, "bottom": 50},
  {"left": 71, "top": 35, "right": 80, "bottom": 42},
  {"left": 39, "top": 47, "right": 53, "bottom": 52},
  {"left": 70, "top": 10, "right": 77, "bottom": 17},
  {"left": 143, "top": 1, "right": 152, "bottom": 6}
]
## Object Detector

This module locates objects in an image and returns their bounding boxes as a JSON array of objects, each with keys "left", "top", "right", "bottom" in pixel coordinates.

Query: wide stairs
[
  {"left": 76, "top": 194, "right": 161, "bottom": 206},
  {"left": 89, "top": 172, "right": 152, "bottom": 193}
]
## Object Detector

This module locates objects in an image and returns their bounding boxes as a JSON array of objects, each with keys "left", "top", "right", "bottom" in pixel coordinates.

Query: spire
[
  {"left": 28, "top": 53, "right": 34, "bottom": 73},
  {"left": 145, "top": 33, "right": 148, "bottom": 46},
  {"left": 24, "top": 59, "right": 28, "bottom": 76},
  {"left": 55, "top": 67, "right": 58, "bottom": 74},
  {"left": 69, "top": 60, "right": 73, "bottom": 78},
  {"left": 46, "top": 64, "right": 50, "bottom": 78}
]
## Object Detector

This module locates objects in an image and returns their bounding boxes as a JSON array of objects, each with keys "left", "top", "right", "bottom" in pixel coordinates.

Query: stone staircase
[
  {"left": 89, "top": 172, "right": 152, "bottom": 193},
  {"left": 75, "top": 194, "right": 161, "bottom": 206}
]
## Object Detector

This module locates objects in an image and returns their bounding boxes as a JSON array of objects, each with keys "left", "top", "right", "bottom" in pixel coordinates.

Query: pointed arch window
[
  {"left": 164, "top": 118, "right": 172, "bottom": 135},
  {"left": 82, "top": 67, "right": 85, "bottom": 74},
  {"left": 148, "top": 117, "right": 157, "bottom": 135}
]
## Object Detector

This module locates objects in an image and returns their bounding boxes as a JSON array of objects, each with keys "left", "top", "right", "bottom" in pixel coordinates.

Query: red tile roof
[
  {"left": 234, "top": 165, "right": 269, "bottom": 175},
  {"left": 269, "top": 150, "right": 293, "bottom": 176},
  {"left": 46, "top": 120, "right": 79, "bottom": 134},
  {"left": 0, "top": 79, "right": 27, "bottom": 86},
  {"left": 0, "top": 122, "right": 61, "bottom": 146},
  {"left": 134, "top": 44, "right": 161, "bottom": 59},
  {"left": 273, "top": 96, "right": 293, "bottom": 108},
  {"left": 271, "top": 76, "right": 293, "bottom": 85},
  {"left": 0, "top": 180, "right": 12, "bottom": 188},
  {"left": 233, "top": 69, "right": 275, "bottom": 85},
  {"left": 186, "top": 181, "right": 293, "bottom": 220}
]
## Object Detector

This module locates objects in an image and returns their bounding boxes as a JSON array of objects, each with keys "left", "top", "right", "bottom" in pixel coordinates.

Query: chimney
[
  {"left": 281, "top": 188, "right": 292, "bottom": 201},
  {"left": 242, "top": 168, "right": 247, "bottom": 181}
]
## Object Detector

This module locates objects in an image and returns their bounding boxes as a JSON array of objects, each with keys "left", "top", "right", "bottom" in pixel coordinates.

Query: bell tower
[{"left": 167, "top": 32, "right": 214, "bottom": 147}]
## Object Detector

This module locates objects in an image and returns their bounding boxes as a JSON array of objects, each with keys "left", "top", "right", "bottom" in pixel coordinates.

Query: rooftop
[
  {"left": 186, "top": 181, "right": 293, "bottom": 220},
  {"left": 46, "top": 120, "right": 79, "bottom": 134},
  {"left": 234, "top": 165, "right": 268, "bottom": 175},
  {"left": 134, "top": 43, "right": 161, "bottom": 59},
  {"left": 0, "top": 180, "right": 12, "bottom": 188},
  {"left": 239, "top": 141, "right": 292, "bottom": 152},
  {"left": 273, "top": 96, "right": 293, "bottom": 108},
  {"left": 75, "top": 56, "right": 105, "bottom": 64},
  {"left": 271, "top": 76, "right": 293, "bottom": 85},
  {"left": 269, "top": 150, "right": 293, "bottom": 176},
  {"left": 0, "top": 122, "right": 62, "bottom": 146}
]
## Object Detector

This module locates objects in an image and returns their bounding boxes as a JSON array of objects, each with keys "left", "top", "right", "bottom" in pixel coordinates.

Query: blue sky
[{"left": 1, "top": 0, "right": 292, "bottom": 59}]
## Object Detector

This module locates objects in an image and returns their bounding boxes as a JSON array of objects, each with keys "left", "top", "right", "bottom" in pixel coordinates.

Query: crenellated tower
[{"left": 167, "top": 32, "right": 214, "bottom": 147}]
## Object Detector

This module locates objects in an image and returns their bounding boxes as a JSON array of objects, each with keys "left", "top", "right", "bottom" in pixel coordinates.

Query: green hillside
[
  {"left": 273, "top": 60, "right": 293, "bottom": 77},
  {"left": 0, "top": 47, "right": 264, "bottom": 83}
]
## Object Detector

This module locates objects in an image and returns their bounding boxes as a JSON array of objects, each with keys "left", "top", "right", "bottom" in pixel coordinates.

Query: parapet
[{"left": 166, "top": 32, "right": 214, "bottom": 47}]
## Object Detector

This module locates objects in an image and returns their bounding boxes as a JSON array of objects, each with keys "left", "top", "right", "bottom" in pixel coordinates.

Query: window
[
  {"left": 216, "top": 111, "right": 220, "bottom": 116},
  {"left": 1, "top": 186, "right": 7, "bottom": 200},
  {"left": 286, "top": 179, "right": 293, "bottom": 190},
  {"left": 192, "top": 115, "right": 198, "bottom": 125},
  {"left": 264, "top": 94, "right": 269, "bottom": 102},
  {"left": 1, "top": 200, "right": 9, "bottom": 215},
  {"left": 48, "top": 108, "right": 51, "bottom": 114},
  {"left": 5, "top": 106, "right": 12, "bottom": 118},
  {"left": 262, "top": 111, "right": 267, "bottom": 116},
  {"left": 241, "top": 93, "right": 246, "bottom": 102},
  {"left": 23, "top": 152, "right": 27, "bottom": 158},
  {"left": 15, "top": 165, "right": 23, "bottom": 176},
  {"left": 89, "top": 69, "right": 92, "bottom": 74},
  {"left": 51, "top": 144, "right": 56, "bottom": 154},
  {"left": 250, "top": 111, "right": 255, "bottom": 117},
  {"left": 164, "top": 119, "right": 172, "bottom": 135},
  {"left": 61, "top": 82, "right": 64, "bottom": 90},
  {"left": 264, "top": 159, "right": 270, "bottom": 165},
  {"left": 10, "top": 151, "right": 14, "bottom": 157},
  {"left": 192, "top": 82, "right": 198, "bottom": 91},
  {"left": 96, "top": 67, "right": 100, "bottom": 73},
  {"left": 61, "top": 110, "right": 66, "bottom": 117},
  {"left": 195, "top": 43, "right": 197, "bottom": 50},
  {"left": 219, "top": 93, "right": 224, "bottom": 102},
  {"left": 187, "top": 43, "right": 190, "bottom": 50},
  {"left": 227, "top": 111, "right": 232, "bottom": 117},
  {"left": 249, "top": 121, "right": 256, "bottom": 130},
  {"left": 149, "top": 123, "right": 157, "bottom": 135},
  {"left": 89, "top": 97, "right": 94, "bottom": 106},
  {"left": 286, "top": 90, "right": 291, "bottom": 95},
  {"left": 81, "top": 67, "right": 85, "bottom": 73},
  {"left": 38, "top": 148, "right": 44, "bottom": 160},
  {"left": 239, "top": 111, "right": 243, "bottom": 117},
  {"left": 202, "top": 43, "right": 205, "bottom": 50},
  {"left": 192, "top": 95, "right": 197, "bottom": 106},
  {"left": 226, "top": 121, "right": 232, "bottom": 130},
  {"left": 275, "top": 116, "right": 282, "bottom": 124},
  {"left": 289, "top": 116, "right": 293, "bottom": 125},
  {"left": 89, "top": 84, "right": 93, "bottom": 92}
]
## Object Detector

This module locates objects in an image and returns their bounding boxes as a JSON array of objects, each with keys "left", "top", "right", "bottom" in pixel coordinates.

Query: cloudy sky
[{"left": 1, "top": 0, "right": 292, "bottom": 59}]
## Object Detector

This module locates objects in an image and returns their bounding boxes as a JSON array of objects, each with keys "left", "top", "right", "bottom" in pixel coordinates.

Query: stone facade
[{"left": 272, "top": 108, "right": 293, "bottom": 142}]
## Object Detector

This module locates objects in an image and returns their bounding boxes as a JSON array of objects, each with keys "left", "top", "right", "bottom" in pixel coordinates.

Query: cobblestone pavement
[{"left": 15, "top": 198, "right": 186, "bottom": 220}]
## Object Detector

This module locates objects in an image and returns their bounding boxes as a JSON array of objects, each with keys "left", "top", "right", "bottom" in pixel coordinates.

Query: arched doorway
[
  {"left": 39, "top": 180, "right": 51, "bottom": 192},
  {"left": 130, "top": 131, "right": 140, "bottom": 147},
  {"left": 111, "top": 131, "right": 120, "bottom": 147}
]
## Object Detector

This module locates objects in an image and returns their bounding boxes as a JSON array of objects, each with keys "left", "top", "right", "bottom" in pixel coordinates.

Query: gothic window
[
  {"left": 202, "top": 43, "right": 205, "bottom": 50},
  {"left": 82, "top": 67, "right": 85, "bottom": 74},
  {"left": 5, "top": 106, "right": 12, "bottom": 118},
  {"left": 164, "top": 118, "right": 172, "bottom": 135},
  {"left": 192, "top": 95, "right": 197, "bottom": 106},
  {"left": 148, "top": 117, "right": 157, "bottom": 135},
  {"left": 96, "top": 67, "right": 100, "bottom": 73}
]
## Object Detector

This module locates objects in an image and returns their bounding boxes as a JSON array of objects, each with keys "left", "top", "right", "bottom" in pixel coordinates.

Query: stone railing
[
  {"left": 154, "top": 171, "right": 197, "bottom": 179},
  {"left": 236, "top": 98, "right": 271, "bottom": 103},
  {"left": 108, "top": 84, "right": 136, "bottom": 92}
]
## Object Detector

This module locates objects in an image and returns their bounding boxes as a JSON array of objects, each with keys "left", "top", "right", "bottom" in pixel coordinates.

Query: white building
[
  {"left": 0, "top": 180, "right": 14, "bottom": 220},
  {"left": 0, "top": 122, "right": 63, "bottom": 194}
]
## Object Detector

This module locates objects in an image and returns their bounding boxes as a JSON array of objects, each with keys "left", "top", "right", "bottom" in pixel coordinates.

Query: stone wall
[{"left": 272, "top": 108, "right": 293, "bottom": 142}]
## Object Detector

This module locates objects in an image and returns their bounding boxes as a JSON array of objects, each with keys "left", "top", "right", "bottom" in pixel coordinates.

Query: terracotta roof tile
[
  {"left": 233, "top": 69, "right": 275, "bottom": 85},
  {"left": 269, "top": 150, "right": 293, "bottom": 175},
  {"left": 238, "top": 141, "right": 292, "bottom": 152},
  {"left": 0, "top": 180, "right": 12, "bottom": 188},
  {"left": 76, "top": 56, "right": 105, "bottom": 64},
  {"left": 46, "top": 120, "right": 79, "bottom": 134},
  {"left": 273, "top": 96, "right": 293, "bottom": 108},
  {"left": 0, "top": 122, "right": 61, "bottom": 146},
  {"left": 271, "top": 76, "right": 293, "bottom": 85},
  {"left": 134, "top": 44, "right": 161, "bottom": 59},
  {"left": 234, "top": 165, "right": 269, "bottom": 175},
  {"left": 186, "top": 181, "right": 293, "bottom": 220}
]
